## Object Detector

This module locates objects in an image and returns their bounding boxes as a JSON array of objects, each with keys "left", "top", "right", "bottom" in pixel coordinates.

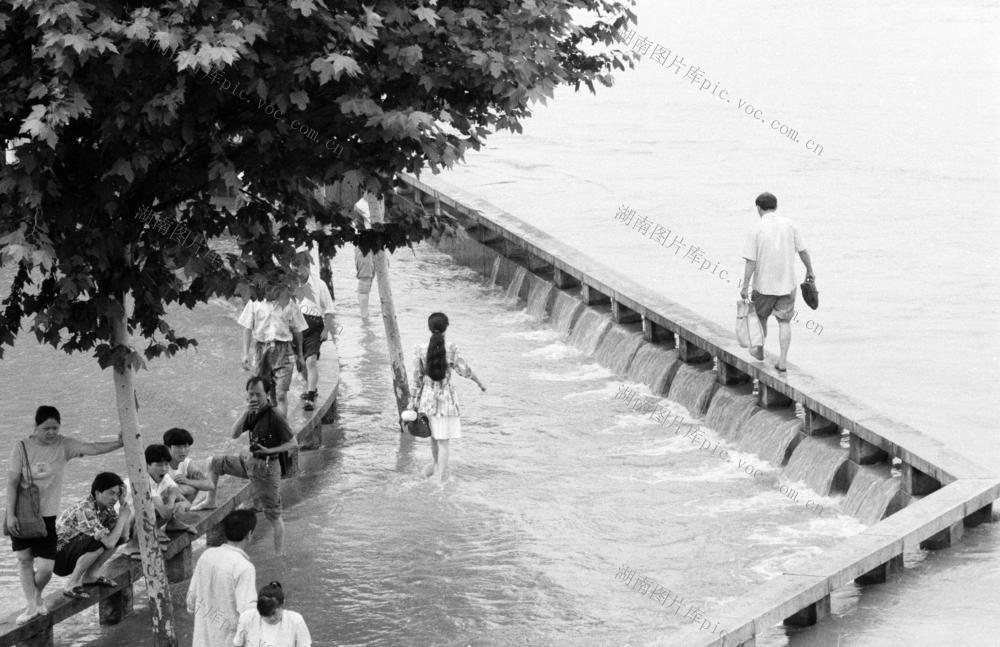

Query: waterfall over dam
[{"left": 403, "top": 174, "right": 1000, "bottom": 647}]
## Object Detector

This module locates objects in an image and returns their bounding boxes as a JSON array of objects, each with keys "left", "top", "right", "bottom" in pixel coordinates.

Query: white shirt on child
[
  {"left": 149, "top": 473, "right": 177, "bottom": 503},
  {"left": 169, "top": 458, "right": 192, "bottom": 480}
]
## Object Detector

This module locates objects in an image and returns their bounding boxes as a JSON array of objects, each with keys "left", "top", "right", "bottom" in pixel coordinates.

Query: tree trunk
[
  {"left": 365, "top": 191, "right": 410, "bottom": 420},
  {"left": 110, "top": 297, "right": 178, "bottom": 647}
]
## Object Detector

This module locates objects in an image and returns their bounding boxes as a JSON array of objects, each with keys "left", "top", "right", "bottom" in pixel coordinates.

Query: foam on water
[
  {"left": 666, "top": 363, "right": 719, "bottom": 416},
  {"left": 625, "top": 343, "right": 680, "bottom": 396},
  {"left": 499, "top": 329, "right": 561, "bottom": 341},
  {"left": 529, "top": 364, "right": 613, "bottom": 382},
  {"left": 566, "top": 307, "right": 613, "bottom": 355},
  {"left": 593, "top": 326, "right": 646, "bottom": 376},
  {"left": 523, "top": 343, "right": 582, "bottom": 360},
  {"left": 785, "top": 436, "right": 851, "bottom": 496}
]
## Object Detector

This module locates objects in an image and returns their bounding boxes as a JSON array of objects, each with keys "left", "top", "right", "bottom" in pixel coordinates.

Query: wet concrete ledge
[
  {"left": 393, "top": 173, "right": 1000, "bottom": 647},
  {"left": 0, "top": 348, "right": 341, "bottom": 647}
]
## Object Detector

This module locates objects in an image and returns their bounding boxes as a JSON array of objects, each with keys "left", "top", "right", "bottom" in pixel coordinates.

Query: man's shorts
[
  {"left": 10, "top": 516, "right": 57, "bottom": 560},
  {"left": 357, "top": 277, "right": 373, "bottom": 294},
  {"left": 302, "top": 314, "right": 324, "bottom": 359},
  {"left": 752, "top": 290, "right": 796, "bottom": 322},
  {"left": 54, "top": 534, "right": 115, "bottom": 577},
  {"left": 210, "top": 455, "right": 282, "bottom": 521},
  {"left": 252, "top": 341, "right": 294, "bottom": 394}
]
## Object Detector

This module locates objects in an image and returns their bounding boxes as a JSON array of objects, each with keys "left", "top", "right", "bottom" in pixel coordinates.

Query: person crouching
[{"left": 53, "top": 472, "right": 132, "bottom": 599}]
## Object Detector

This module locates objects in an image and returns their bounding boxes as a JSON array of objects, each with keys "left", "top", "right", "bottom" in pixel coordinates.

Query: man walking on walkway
[
  {"left": 740, "top": 192, "right": 816, "bottom": 372},
  {"left": 186, "top": 509, "right": 257, "bottom": 647},
  {"left": 294, "top": 257, "right": 336, "bottom": 411},
  {"left": 355, "top": 246, "right": 375, "bottom": 320},
  {"left": 239, "top": 294, "right": 306, "bottom": 416}
]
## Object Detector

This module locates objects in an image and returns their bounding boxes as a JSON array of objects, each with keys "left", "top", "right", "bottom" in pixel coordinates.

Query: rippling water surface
[{"left": 1, "top": 245, "right": 864, "bottom": 646}]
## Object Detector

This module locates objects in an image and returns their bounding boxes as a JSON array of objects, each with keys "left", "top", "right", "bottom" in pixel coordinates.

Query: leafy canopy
[{"left": 0, "top": 0, "right": 637, "bottom": 369}]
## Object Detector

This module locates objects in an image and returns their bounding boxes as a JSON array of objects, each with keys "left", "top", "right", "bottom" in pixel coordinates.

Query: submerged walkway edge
[
  {"left": 395, "top": 173, "right": 1000, "bottom": 647},
  {"left": 0, "top": 348, "right": 341, "bottom": 647}
]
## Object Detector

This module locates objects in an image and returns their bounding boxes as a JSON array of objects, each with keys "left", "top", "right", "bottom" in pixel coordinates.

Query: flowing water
[
  {"left": 0, "top": 244, "right": 869, "bottom": 646},
  {"left": 665, "top": 364, "right": 719, "bottom": 417},
  {"left": 504, "top": 266, "right": 528, "bottom": 302},
  {"left": 422, "top": 1, "right": 1000, "bottom": 638},
  {"left": 565, "top": 308, "right": 613, "bottom": 356},
  {"left": 624, "top": 344, "right": 679, "bottom": 396},
  {"left": 549, "top": 290, "right": 584, "bottom": 337},
  {"left": 703, "top": 386, "right": 759, "bottom": 441},
  {"left": 592, "top": 325, "right": 645, "bottom": 377},
  {"left": 785, "top": 436, "right": 851, "bottom": 497},
  {"left": 738, "top": 411, "right": 803, "bottom": 468},
  {"left": 843, "top": 466, "right": 903, "bottom": 526},
  {"left": 1, "top": 0, "right": 996, "bottom": 643},
  {"left": 525, "top": 276, "right": 555, "bottom": 320}
]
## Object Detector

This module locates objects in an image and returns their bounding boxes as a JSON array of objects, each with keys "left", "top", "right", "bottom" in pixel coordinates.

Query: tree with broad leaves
[{"left": 0, "top": 0, "right": 636, "bottom": 643}]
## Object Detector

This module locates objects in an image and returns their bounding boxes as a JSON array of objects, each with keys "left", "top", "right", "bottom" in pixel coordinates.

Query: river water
[
  {"left": 419, "top": 0, "right": 1000, "bottom": 644},
  {"left": 0, "top": 0, "right": 996, "bottom": 645},
  {"left": 2, "top": 245, "right": 863, "bottom": 646}
]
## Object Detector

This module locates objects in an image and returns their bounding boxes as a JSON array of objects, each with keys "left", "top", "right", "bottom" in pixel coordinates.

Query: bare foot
[
  {"left": 422, "top": 463, "right": 436, "bottom": 478},
  {"left": 191, "top": 499, "right": 217, "bottom": 511}
]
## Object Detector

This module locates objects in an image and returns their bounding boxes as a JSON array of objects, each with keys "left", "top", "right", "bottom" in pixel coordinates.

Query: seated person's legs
[{"left": 54, "top": 536, "right": 117, "bottom": 596}]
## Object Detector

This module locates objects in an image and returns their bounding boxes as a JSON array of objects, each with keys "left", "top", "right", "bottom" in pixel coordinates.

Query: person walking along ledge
[
  {"left": 740, "top": 192, "right": 816, "bottom": 372},
  {"left": 294, "top": 256, "right": 336, "bottom": 411},
  {"left": 408, "top": 312, "right": 486, "bottom": 484}
]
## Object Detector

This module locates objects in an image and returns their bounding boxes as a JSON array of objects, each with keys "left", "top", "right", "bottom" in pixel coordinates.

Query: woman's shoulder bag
[{"left": 4, "top": 441, "right": 48, "bottom": 539}]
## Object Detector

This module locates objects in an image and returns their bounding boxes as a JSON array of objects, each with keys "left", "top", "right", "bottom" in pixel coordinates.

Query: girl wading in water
[{"left": 409, "top": 312, "right": 486, "bottom": 483}]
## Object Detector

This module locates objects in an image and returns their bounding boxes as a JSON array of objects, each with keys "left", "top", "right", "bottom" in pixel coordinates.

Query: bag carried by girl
[
  {"left": 3, "top": 441, "right": 48, "bottom": 539},
  {"left": 407, "top": 413, "right": 432, "bottom": 438}
]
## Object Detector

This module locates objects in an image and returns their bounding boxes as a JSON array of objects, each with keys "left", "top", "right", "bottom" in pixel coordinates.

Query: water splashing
[
  {"left": 550, "top": 291, "right": 584, "bottom": 337},
  {"left": 526, "top": 277, "right": 555, "bottom": 319},
  {"left": 704, "top": 386, "right": 758, "bottom": 440},
  {"left": 666, "top": 364, "right": 719, "bottom": 416},
  {"left": 567, "top": 308, "right": 613, "bottom": 355},
  {"left": 738, "top": 410, "right": 803, "bottom": 466},
  {"left": 593, "top": 326, "right": 646, "bottom": 376},
  {"left": 843, "top": 465, "right": 902, "bottom": 525},
  {"left": 506, "top": 267, "right": 529, "bottom": 302},
  {"left": 488, "top": 256, "right": 502, "bottom": 287},
  {"left": 626, "top": 344, "right": 680, "bottom": 396},
  {"left": 785, "top": 436, "right": 851, "bottom": 496}
]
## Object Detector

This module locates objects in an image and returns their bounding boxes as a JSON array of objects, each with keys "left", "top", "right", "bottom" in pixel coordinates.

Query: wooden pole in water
[
  {"left": 110, "top": 297, "right": 178, "bottom": 647},
  {"left": 365, "top": 190, "right": 410, "bottom": 423}
]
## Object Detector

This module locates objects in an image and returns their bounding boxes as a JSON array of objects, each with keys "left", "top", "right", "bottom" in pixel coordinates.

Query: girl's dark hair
[
  {"left": 425, "top": 312, "right": 449, "bottom": 381},
  {"left": 35, "top": 405, "right": 61, "bottom": 426},
  {"left": 257, "top": 581, "right": 285, "bottom": 616}
]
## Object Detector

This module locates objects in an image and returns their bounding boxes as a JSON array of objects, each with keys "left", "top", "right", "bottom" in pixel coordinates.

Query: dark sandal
[
  {"left": 774, "top": 364, "right": 788, "bottom": 372},
  {"left": 63, "top": 586, "right": 90, "bottom": 600},
  {"left": 83, "top": 576, "right": 116, "bottom": 587}
]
